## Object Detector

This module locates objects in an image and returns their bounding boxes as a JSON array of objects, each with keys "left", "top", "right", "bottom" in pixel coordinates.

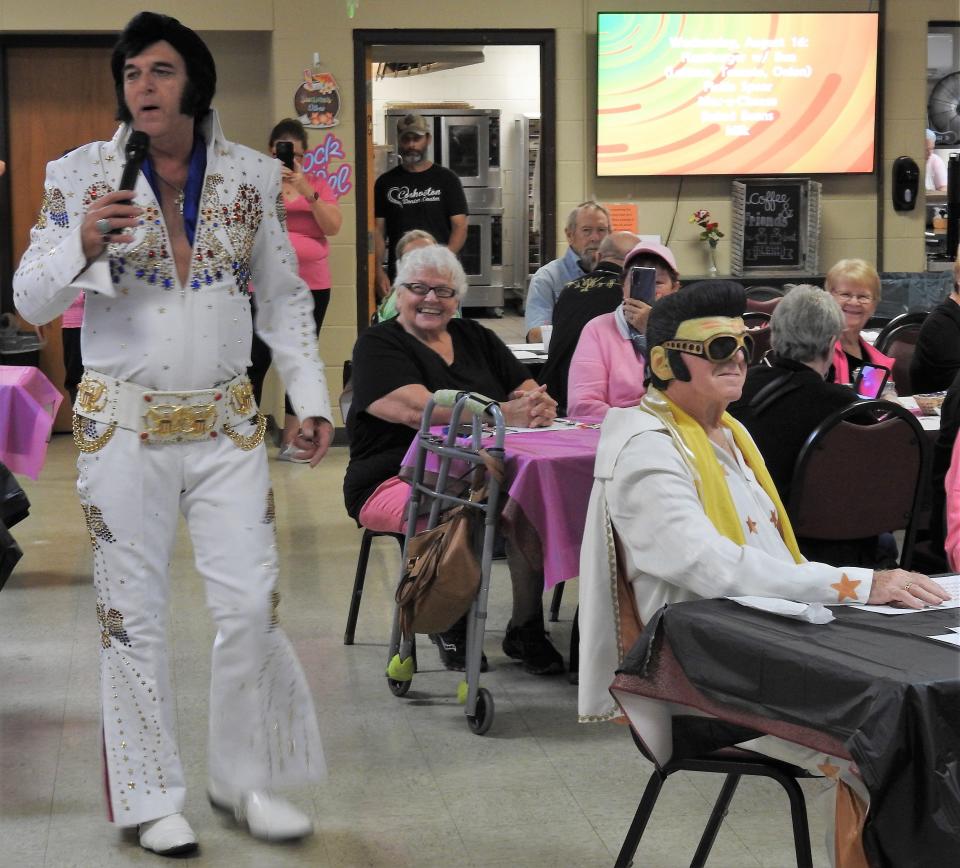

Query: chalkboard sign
[{"left": 731, "top": 178, "right": 821, "bottom": 275}]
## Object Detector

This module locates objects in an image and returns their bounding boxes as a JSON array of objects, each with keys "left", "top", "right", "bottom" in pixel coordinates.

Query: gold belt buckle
[
  {"left": 77, "top": 375, "right": 108, "bottom": 414},
  {"left": 141, "top": 391, "right": 218, "bottom": 443},
  {"left": 229, "top": 380, "right": 254, "bottom": 416}
]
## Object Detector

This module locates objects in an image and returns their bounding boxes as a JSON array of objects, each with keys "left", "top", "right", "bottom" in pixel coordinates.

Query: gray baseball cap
[{"left": 397, "top": 113, "right": 429, "bottom": 137}]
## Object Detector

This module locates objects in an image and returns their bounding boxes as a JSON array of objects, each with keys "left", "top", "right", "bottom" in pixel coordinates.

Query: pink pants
[{"left": 358, "top": 476, "right": 426, "bottom": 534}]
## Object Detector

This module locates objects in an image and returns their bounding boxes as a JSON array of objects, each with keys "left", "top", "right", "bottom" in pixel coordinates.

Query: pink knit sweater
[{"left": 567, "top": 312, "right": 646, "bottom": 419}]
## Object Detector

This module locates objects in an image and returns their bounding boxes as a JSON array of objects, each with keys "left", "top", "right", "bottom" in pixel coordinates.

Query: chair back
[
  {"left": 874, "top": 311, "right": 927, "bottom": 353},
  {"left": 787, "top": 400, "right": 929, "bottom": 567},
  {"left": 745, "top": 285, "right": 784, "bottom": 302},
  {"left": 745, "top": 295, "right": 782, "bottom": 315},
  {"left": 742, "top": 311, "right": 772, "bottom": 364},
  {"left": 876, "top": 317, "right": 925, "bottom": 396}
]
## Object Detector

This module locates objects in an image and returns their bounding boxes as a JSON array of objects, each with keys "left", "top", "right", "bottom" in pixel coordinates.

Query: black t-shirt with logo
[{"left": 374, "top": 163, "right": 468, "bottom": 275}]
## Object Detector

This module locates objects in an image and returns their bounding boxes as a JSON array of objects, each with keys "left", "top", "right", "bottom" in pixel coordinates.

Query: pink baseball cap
[{"left": 623, "top": 241, "right": 678, "bottom": 274}]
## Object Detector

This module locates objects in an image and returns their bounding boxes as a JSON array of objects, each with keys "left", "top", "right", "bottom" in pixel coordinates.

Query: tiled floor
[{"left": 2, "top": 398, "right": 831, "bottom": 866}]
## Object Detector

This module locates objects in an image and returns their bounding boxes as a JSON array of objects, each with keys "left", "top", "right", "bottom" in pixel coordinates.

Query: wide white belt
[{"left": 73, "top": 370, "right": 259, "bottom": 445}]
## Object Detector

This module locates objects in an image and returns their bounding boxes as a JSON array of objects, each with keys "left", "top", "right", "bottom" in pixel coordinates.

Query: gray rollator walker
[{"left": 385, "top": 389, "right": 506, "bottom": 735}]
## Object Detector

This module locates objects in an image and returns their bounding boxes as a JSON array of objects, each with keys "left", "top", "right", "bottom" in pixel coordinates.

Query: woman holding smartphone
[
  {"left": 249, "top": 118, "right": 342, "bottom": 460},
  {"left": 566, "top": 241, "right": 680, "bottom": 418}
]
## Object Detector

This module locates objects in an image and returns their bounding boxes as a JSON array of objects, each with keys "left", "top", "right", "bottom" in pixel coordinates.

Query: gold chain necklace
[{"left": 154, "top": 170, "right": 185, "bottom": 214}]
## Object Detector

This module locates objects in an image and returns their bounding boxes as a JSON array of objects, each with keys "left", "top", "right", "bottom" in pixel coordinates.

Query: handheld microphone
[
  {"left": 119, "top": 130, "right": 150, "bottom": 192},
  {"left": 110, "top": 130, "right": 149, "bottom": 235}
]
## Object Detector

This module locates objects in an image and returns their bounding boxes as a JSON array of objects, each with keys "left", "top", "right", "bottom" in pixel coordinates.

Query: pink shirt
[
  {"left": 62, "top": 291, "right": 85, "bottom": 328},
  {"left": 283, "top": 173, "right": 337, "bottom": 290},
  {"left": 831, "top": 338, "right": 895, "bottom": 384},
  {"left": 567, "top": 311, "right": 646, "bottom": 419},
  {"left": 945, "top": 436, "right": 960, "bottom": 571}
]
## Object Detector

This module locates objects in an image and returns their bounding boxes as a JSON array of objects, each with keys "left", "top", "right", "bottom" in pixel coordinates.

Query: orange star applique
[
  {"left": 831, "top": 573, "right": 861, "bottom": 602},
  {"left": 817, "top": 759, "right": 841, "bottom": 779},
  {"left": 769, "top": 509, "right": 781, "bottom": 531},
  {"left": 746, "top": 516, "right": 758, "bottom": 534}
]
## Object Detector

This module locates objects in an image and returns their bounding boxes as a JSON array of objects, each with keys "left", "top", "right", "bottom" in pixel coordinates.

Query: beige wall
[{"left": 3, "top": 0, "right": 958, "bottom": 422}]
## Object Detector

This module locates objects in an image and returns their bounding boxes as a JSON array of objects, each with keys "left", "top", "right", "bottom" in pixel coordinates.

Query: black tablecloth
[{"left": 619, "top": 600, "right": 960, "bottom": 868}]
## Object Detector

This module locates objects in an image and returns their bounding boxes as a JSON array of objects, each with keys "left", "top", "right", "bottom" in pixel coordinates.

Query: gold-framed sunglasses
[{"left": 661, "top": 332, "right": 754, "bottom": 363}]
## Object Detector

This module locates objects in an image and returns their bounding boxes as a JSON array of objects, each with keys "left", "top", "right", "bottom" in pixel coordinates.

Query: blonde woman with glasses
[{"left": 824, "top": 258, "right": 895, "bottom": 385}]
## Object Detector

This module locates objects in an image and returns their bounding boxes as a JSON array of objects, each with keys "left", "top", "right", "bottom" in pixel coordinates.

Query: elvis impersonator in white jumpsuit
[{"left": 14, "top": 12, "right": 331, "bottom": 857}]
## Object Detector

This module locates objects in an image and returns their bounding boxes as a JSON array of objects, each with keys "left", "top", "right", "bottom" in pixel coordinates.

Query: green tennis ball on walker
[
  {"left": 457, "top": 680, "right": 469, "bottom": 704},
  {"left": 387, "top": 654, "right": 414, "bottom": 682}
]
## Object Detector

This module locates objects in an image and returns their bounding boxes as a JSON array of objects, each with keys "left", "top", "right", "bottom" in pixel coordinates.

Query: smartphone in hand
[
  {"left": 853, "top": 363, "right": 890, "bottom": 398},
  {"left": 275, "top": 141, "right": 295, "bottom": 171},
  {"left": 629, "top": 266, "right": 657, "bottom": 304}
]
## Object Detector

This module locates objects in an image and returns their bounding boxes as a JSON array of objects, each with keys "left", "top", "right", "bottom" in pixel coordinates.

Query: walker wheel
[
  {"left": 388, "top": 677, "right": 411, "bottom": 697},
  {"left": 466, "top": 687, "right": 494, "bottom": 735}
]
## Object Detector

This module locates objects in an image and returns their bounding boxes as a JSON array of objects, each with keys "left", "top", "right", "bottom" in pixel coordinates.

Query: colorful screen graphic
[{"left": 597, "top": 12, "right": 878, "bottom": 176}]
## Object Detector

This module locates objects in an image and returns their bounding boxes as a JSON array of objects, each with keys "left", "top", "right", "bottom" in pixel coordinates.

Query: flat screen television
[{"left": 596, "top": 12, "right": 879, "bottom": 176}]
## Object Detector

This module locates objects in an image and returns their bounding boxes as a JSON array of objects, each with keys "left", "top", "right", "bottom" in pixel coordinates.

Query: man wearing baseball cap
[{"left": 373, "top": 113, "right": 468, "bottom": 298}]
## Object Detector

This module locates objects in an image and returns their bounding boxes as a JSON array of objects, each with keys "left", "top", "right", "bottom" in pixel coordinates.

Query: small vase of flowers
[{"left": 690, "top": 209, "right": 724, "bottom": 275}]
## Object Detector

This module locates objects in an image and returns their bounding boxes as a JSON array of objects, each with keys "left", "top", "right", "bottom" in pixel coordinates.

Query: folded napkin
[{"left": 728, "top": 596, "right": 835, "bottom": 624}]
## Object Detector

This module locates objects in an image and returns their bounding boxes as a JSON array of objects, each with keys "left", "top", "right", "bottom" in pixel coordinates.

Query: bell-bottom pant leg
[
  {"left": 77, "top": 426, "right": 186, "bottom": 827},
  {"left": 178, "top": 432, "right": 325, "bottom": 799}
]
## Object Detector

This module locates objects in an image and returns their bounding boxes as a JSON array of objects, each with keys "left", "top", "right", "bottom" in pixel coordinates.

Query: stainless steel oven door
[
  {"left": 440, "top": 116, "right": 500, "bottom": 188},
  {"left": 460, "top": 214, "right": 492, "bottom": 285}
]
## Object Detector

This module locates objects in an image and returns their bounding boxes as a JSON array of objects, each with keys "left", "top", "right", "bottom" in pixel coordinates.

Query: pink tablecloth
[
  {"left": 402, "top": 425, "right": 600, "bottom": 589},
  {"left": 0, "top": 365, "right": 63, "bottom": 480}
]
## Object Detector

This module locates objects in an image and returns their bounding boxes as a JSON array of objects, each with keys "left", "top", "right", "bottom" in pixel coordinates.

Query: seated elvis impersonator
[
  {"left": 13, "top": 12, "right": 334, "bottom": 858},
  {"left": 576, "top": 281, "right": 950, "bottom": 866}
]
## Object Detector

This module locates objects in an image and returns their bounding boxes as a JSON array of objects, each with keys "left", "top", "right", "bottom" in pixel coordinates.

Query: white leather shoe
[
  {"left": 138, "top": 812, "right": 198, "bottom": 856},
  {"left": 209, "top": 787, "right": 313, "bottom": 841}
]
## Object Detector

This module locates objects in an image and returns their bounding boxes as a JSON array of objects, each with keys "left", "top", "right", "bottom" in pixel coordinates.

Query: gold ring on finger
[{"left": 903, "top": 581, "right": 913, "bottom": 593}]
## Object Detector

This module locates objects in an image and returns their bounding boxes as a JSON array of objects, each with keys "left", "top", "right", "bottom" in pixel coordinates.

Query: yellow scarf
[{"left": 640, "top": 388, "right": 802, "bottom": 563}]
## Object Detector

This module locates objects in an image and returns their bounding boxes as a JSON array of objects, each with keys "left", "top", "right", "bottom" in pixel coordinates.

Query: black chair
[
  {"left": 742, "top": 311, "right": 772, "bottom": 365},
  {"left": 616, "top": 740, "right": 814, "bottom": 868},
  {"left": 874, "top": 311, "right": 928, "bottom": 351},
  {"left": 611, "top": 631, "right": 819, "bottom": 868},
  {"left": 745, "top": 285, "right": 784, "bottom": 303},
  {"left": 340, "top": 358, "right": 406, "bottom": 645},
  {"left": 745, "top": 293, "right": 783, "bottom": 319},
  {"left": 787, "top": 400, "right": 930, "bottom": 570},
  {"left": 874, "top": 312, "right": 928, "bottom": 397},
  {"left": 343, "top": 528, "right": 405, "bottom": 645}
]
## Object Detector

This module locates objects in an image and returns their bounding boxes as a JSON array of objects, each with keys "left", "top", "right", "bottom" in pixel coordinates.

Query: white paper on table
[
  {"left": 495, "top": 418, "right": 600, "bottom": 435},
  {"left": 728, "top": 596, "right": 835, "bottom": 624},
  {"left": 836, "top": 574, "right": 960, "bottom": 616},
  {"left": 512, "top": 350, "right": 546, "bottom": 360},
  {"left": 918, "top": 416, "right": 941, "bottom": 431},
  {"left": 892, "top": 395, "right": 921, "bottom": 412},
  {"left": 507, "top": 342, "right": 545, "bottom": 353},
  {"left": 929, "top": 632, "right": 960, "bottom": 647}
]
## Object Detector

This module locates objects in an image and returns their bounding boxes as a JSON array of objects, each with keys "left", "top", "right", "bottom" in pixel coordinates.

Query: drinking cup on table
[{"left": 541, "top": 324, "right": 553, "bottom": 352}]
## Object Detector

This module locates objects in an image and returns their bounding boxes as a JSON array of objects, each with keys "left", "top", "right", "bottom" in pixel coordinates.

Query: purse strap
[{"left": 466, "top": 447, "right": 505, "bottom": 503}]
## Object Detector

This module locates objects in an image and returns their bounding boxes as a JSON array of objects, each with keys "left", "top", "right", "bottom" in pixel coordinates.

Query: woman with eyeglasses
[
  {"left": 249, "top": 118, "right": 342, "bottom": 460},
  {"left": 824, "top": 258, "right": 895, "bottom": 386},
  {"left": 578, "top": 280, "right": 949, "bottom": 863},
  {"left": 344, "top": 245, "right": 566, "bottom": 676}
]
